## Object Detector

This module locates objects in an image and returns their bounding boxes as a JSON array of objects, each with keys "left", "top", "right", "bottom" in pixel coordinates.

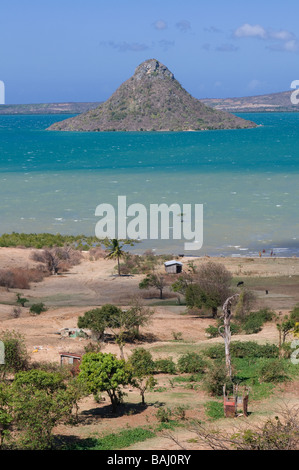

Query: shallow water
[{"left": 0, "top": 112, "right": 299, "bottom": 256}]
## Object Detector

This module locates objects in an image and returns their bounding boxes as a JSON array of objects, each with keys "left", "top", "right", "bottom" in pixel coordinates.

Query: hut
[
  {"left": 164, "top": 260, "right": 183, "bottom": 274},
  {"left": 59, "top": 352, "right": 82, "bottom": 375}
]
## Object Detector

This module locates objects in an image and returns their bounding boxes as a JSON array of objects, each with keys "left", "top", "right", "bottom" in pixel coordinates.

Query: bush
[
  {"left": 206, "top": 322, "right": 241, "bottom": 338},
  {"left": 203, "top": 362, "right": 233, "bottom": 397},
  {"left": 242, "top": 308, "right": 275, "bottom": 335},
  {"left": 155, "top": 407, "right": 172, "bottom": 423},
  {"left": 29, "top": 303, "right": 47, "bottom": 315},
  {"left": 129, "top": 348, "right": 155, "bottom": 377},
  {"left": 205, "top": 325, "right": 219, "bottom": 338},
  {"left": 204, "top": 401, "right": 224, "bottom": 420},
  {"left": 154, "top": 357, "right": 176, "bottom": 374},
  {"left": 243, "top": 316, "right": 263, "bottom": 334},
  {"left": 258, "top": 359, "right": 288, "bottom": 383},
  {"left": 290, "top": 305, "right": 299, "bottom": 324},
  {"left": 177, "top": 352, "right": 206, "bottom": 374},
  {"left": 205, "top": 341, "right": 279, "bottom": 360},
  {"left": 0, "top": 330, "right": 29, "bottom": 378}
]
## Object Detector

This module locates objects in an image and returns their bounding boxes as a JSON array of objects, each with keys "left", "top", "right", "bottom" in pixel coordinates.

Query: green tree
[
  {"left": 107, "top": 302, "right": 154, "bottom": 359},
  {"left": 29, "top": 302, "right": 47, "bottom": 315},
  {"left": 0, "top": 330, "right": 29, "bottom": 380},
  {"left": 185, "top": 262, "right": 233, "bottom": 318},
  {"left": 78, "top": 304, "right": 121, "bottom": 341},
  {"left": 16, "top": 293, "right": 28, "bottom": 308},
  {"left": 129, "top": 348, "right": 156, "bottom": 405},
  {"left": 139, "top": 273, "right": 165, "bottom": 299},
  {"left": 105, "top": 239, "right": 126, "bottom": 276},
  {"left": 12, "top": 369, "right": 73, "bottom": 449},
  {"left": 78, "top": 352, "right": 133, "bottom": 412},
  {"left": 277, "top": 314, "right": 295, "bottom": 351}
]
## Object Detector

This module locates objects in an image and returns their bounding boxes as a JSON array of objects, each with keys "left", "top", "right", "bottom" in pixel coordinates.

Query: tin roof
[
  {"left": 59, "top": 352, "right": 82, "bottom": 358},
  {"left": 164, "top": 260, "right": 183, "bottom": 266}
]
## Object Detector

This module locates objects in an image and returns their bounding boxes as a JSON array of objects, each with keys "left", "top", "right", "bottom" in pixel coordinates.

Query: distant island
[
  {"left": 46, "top": 59, "right": 257, "bottom": 132},
  {"left": 0, "top": 102, "right": 101, "bottom": 115},
  {"left": 200, "top": 90, "right": 297, "bottom": 113}
]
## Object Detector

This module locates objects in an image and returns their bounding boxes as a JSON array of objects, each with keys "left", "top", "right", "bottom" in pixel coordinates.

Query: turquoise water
[{"left": 0, "top": 112, "right": 299, "bottom": 256}]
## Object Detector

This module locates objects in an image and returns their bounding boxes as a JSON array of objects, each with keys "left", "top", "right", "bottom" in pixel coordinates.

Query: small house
[{"left": 164, "top": 260, "right": 183, "bottom": 274}]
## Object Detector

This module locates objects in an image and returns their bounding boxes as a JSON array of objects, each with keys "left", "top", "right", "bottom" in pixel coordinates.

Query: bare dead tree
[{"left": 218, "top": 293, "right": 240, "bottom": 379}]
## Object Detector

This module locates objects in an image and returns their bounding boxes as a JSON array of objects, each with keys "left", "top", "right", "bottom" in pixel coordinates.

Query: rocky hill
[{"left": 47, "top": 59, "right": 257, "bottom": 132}]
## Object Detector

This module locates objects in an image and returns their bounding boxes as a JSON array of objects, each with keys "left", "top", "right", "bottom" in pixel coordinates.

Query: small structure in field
[
  {"left": 164, "top": 260, "right": 183, "bottom": 274},
  {"left": 59, "top": 352, "right": 82, "bottom": 375},
  {"left": 223, "top": 385, "right": 249, "bottom": 418},
  {"left": 57, "top": 327, "right": 91, "bottom": 338}
]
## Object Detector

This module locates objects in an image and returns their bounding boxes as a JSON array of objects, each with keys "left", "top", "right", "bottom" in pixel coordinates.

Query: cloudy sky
[{"left": 1, "top": 0, "right": 299, "bottom": 103}]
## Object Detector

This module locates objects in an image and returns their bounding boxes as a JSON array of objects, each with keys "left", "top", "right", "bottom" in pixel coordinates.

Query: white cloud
[
  {"left": 269, "top": 29, "right": 294, "bottom": 41},
  {"left": 153, "top": 20, "right": 168, "bottom": 31},
  {"left": 268, "top": 39, "right": 299, "bottom": 53},
  {"left": 234, "top": 23, "right": 267, "bottom": 39},
  {"left": 234, "top": 23, "right": 299, "bottom": 53}
]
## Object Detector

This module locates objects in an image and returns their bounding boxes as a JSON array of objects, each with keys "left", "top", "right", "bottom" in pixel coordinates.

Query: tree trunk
[
  {"left": 212, "top": 306, "right": 218, "bottom": 318},
  {"left": 219, "top": 294, "right": 240, "bottom": 379}
]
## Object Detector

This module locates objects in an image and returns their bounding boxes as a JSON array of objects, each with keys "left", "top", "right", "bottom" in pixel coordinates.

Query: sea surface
[{"left": 0, "top": 112, "right": 299, "bottom": 257}]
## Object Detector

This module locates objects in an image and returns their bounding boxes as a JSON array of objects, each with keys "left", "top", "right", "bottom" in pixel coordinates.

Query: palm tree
[{"left": 105, "top": 239, "right": 125, "bottom": 276}]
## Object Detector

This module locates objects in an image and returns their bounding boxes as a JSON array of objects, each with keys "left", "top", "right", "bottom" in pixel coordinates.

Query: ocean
[{"left": 0, "top": 112, "right": 299, "bottom": 257}]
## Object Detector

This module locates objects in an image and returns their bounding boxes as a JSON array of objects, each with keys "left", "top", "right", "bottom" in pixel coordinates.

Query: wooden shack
[
  {"left": 59, "top": 352, "right": 82, "bottom": 375},
  {"left": 164, "top": 260, "right": 183, "bottom": 274}
]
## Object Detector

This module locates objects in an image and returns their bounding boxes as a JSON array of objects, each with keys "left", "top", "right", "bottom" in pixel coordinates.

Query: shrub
[
  {"left": 205, "top": 325, "right": 219, "bottom": 338},
  {"left": 241, "top": 308, "right": 275, "bottom": 335},
  {"left": 29, "top": 303, "right": 47, "bottom": 315},
  {"left": 258, "top": 359, "right": 288, "bottom": 383},
  {"left": 0, "top": 268, "right": 45, "bottom": 290},
  {"left": 206, "top": 322, "right": 241, "bottom": 338},
  {"left": 243, "top": 315, "right": 263, "bottom": 334},
  {"left": 0, "top": 330, "right": 29, "bottom": 379},
  {"left": 203, "top": 362, "right": 233, "bottom": 397},
  {"left": 154, "top": 357, "right": 176, "bottom": 374},
  {"left": 177, "top": 352, "right": 206, "bottom": 374},
  {"left": 129, "top": 348, "right": 155, "bottom": 377},
  {"left": 204, "top": 401, "right": 224, "bottom": 420},
  {"left": 155, "top": 407, "right": 172, "bottom": 423},
  {"left": 290, "top": 305, "right": 299, "bottom": 324},
  {"left": 205, "top": 342, "right": 279, "bottom": 360}
]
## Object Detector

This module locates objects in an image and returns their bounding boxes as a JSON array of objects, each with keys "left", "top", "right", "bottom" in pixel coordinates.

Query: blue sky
[{"left": 1, "top": 0, "right": 299, "bottom": 104}]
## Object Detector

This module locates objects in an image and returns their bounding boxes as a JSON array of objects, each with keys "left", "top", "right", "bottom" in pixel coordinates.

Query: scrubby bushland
[
  {"left": 0, "top": 267, "right": 45, "bottom": 289},
  {"left": 0, "top": 232, "right": 104, "bottom": 249},
  {"left": 184, "top": 405, "right": 299, "bottom": 450},
  {"left": 30, "top": 246, "right": 83, "bottom": 275}
]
